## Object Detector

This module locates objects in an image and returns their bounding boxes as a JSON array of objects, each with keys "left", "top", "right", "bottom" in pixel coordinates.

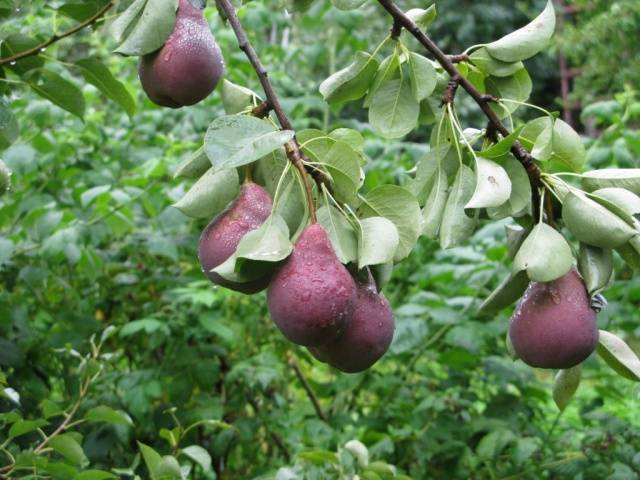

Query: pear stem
[
  {"left": 375, "top": 0, "right": 544, "bottom": 201},
  {"left": 0, "top": 1, "right": 115, "bottom": 67},
  {"left": 216, "top": 0, "right": 319, "bottom": 224}
]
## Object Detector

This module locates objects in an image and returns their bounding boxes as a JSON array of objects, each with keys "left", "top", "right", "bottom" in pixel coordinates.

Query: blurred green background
[{"left": 1, "top": 0, "right": 640, "bottom": 478}]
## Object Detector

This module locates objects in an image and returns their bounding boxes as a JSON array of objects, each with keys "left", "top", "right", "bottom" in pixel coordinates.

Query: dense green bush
[{"left": 1, "top": 1, "right": 640, "bottom": 479}]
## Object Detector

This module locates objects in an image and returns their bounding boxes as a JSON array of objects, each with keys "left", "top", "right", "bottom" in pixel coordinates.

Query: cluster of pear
[
  {"left": 198, "top": 182, "right": 395, "bottom": 373},
  {"left": 509, "top": 270, "right": 599, "bottom": 369},
  {"left": 138, "top": 0, "right": 225, "bottom": 108}
]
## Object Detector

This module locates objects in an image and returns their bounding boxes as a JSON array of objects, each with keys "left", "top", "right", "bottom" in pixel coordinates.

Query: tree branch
[
  {"left": 376, "top": 0, "right": 543, "bottom": 189},
  {"left": 216, "top": 0, "right": 327, "bottom": 223},
  {"left": 288, "top": 355, "right": 327, "bottom": 422},
  {"left": 0, "top": 2, "right": 115, "bottom": 67}
]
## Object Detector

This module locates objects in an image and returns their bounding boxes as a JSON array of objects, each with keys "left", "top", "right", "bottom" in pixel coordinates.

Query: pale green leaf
[{"left": 513, "top": 223, "right": 573, "bottom": 282}]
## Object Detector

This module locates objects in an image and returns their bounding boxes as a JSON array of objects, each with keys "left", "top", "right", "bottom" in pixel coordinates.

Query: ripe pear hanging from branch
[{"left": 139, "top": 0, "right": 224, "bottom": 108}]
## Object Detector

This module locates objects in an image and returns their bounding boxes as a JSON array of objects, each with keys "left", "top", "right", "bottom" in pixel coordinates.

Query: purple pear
[
  {"left": 138, "top": 0, "right": 224, "bottom": 108},
  {"left": 509, "top": 270, "right": 599, "bottom": 369},
  {"left": 198, "top": 182, "right": 272, "bottom": 294},
  {"left": 309, "top": 276, "right": 395, "bottom": 373},
  {"left": 267, "top": 224, "right": 357, "bottom": 347}
]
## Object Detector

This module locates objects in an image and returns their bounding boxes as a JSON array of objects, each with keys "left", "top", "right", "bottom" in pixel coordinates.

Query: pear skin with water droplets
[
  {"left": 139, "top": 0, "right": 224, "bottom": 108},
  {"left": 198, "top": 182, "right": 272, "bottom": 294},
  {"left": 509, "top": 270, "right": 599, "bottom": 369},
  {"left": 267, "top": 224, "right": 357, "bottom": 346},
  {"left": 309, "top": 274, "right": 395, "bottom": 373}
]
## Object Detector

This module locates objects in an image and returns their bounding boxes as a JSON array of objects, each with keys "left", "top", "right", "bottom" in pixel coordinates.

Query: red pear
[
  {"left": 267, "top": 224, "right": 357, "bottom": 346},
  {"left": 198, "top": 182, "right": 272, "bottom": 294},
  {"left": 139, "top": 0, "right": 224, "bottom": 108},
  {"left": 509, "top": 270, "right": 599, "bottom": 369},
  {"left": 309, "top": 275, "right": 395, "bottom": 373}
]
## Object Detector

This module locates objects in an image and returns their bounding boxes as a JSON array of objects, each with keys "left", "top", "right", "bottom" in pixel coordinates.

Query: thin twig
[
  {"left": 375, "top": 0, "right": 543, "bottom": 190},
  {"left": 288, "top": 355, "right": 327, "bottom": 422},
  {"left": 0, "top": 2, "right": 115, "bottom": 67},
  {"left": 216, "top": 0, "right": 325, "bottom": 223},
  {"left": 247, "top": 397, "right": 292, "bottom": 461}
]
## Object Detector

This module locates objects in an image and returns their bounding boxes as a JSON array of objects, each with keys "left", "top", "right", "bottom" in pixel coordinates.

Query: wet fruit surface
[
  {"left": 198, "top": 182, "right": 272, "bottom": 294},
  {"left": 267, "top": 224, "right": 357, "bottom": 347},
  {"left": 309, "top": 276, "right": 395, "bottom": 373},
  {"left": 509, "top": 270, "right": 599, "bottom": 369},
  {"left": 138, "top": 0, "right": 225, "bottom": 107}
]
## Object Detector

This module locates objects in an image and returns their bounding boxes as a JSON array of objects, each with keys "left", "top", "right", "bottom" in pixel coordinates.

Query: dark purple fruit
[
  {"left": 309, "top": 276, "right": 395, "bottom": 373},
  {"left": 138, "top": 0, "right": 224, "bottom": 108},
  {"left": 267, "top": 224, "right": 357, "bottom": 347},
  {"left": 509, "top": 270, "right": 599, "bottom": 369},
  {"left": 198, "top": 182, "right": 272, "bottom": 294}
]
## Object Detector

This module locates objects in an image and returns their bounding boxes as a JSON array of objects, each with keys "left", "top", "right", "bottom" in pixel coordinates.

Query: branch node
[
  {"left": 449, "top": 53, "right": 469, "bottom": 63},
  {"left": 441, "top": 74, "right": 461, "bottom": 105},
  {"left": 390, "top": 19, "right": 403, "bottom": 39},
  {"left": 251, "top": 101, "right": 272, "bottom": 118}
]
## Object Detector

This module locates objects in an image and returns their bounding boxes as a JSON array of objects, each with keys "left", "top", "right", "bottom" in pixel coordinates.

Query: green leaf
[
  {"left": 8, "top": 419, "right": 48, "bottom": 439},
  {"left": 319, "top": 51, "right": 378, "bottom": 104},
  {"left": 317, "top": 205, "right": 358, "bottom": 264},
  {"left": 174, "top": 146, "right": 211, "bottom": 179},
  {"left": 553, "top": 366, "right": 582, "bottom": 411},
  {"left": 230, "top": 215, "right": 292, "bottom": 265},
  {"left": 0, "top": 98, "right": 19, "bottom": 150},
  {"left": 0, "top": 159, "right": 11, "bottom": 196},
  {"left": 204, "top": 115, "right": 294, "bottom": 171},
  {"left": 487, "top": 156, "right": 531, "bottom": 219},
  {"left": 469, "top": 47, "right": 524, "bottom": 78},
  {"left": 465, "top": 157, "right": 512, "bottom": 209},
  {"left": 486, "top": 69, "right": 532, "bottom": 118},
  {"left": 551, "top": 119, "right": 586, "bottom": 172},
  {"left": 329, "top": 128, "right": 365, "bottom": 152},
  {"left": 439, "top": 165, "right": 478, "bottom": 249},
  {"left": 324, "top": 141, "right": 361, "bottom": 203},
  {"left": 26, "top": 69, "right": 85, "bottom": 119},
  {"left": 74, "top": 470, "right": 118, "bottom": 480},
  {"left": 181, "top": 445, "right": 212, "bottom": 471},
  {"left": 297, "top": 450, "right": 340, "bottom": 465},
  {"left": 75, "top": 58, "right": 136, "bottom": 118},
  {"left": 421, "top": 168, "right": 449, "bottom": 239},
  {"left": 113, "top": 0, "right": 179, "bottom": 56},
  {"left": 578, "top": 244, "right": 613, "bottom": 295},
  {"left": 479, "top": 270, "right": 529, "bottom": 314},
  {"left": 331, "top": 0, "right": 366, "bottom": 10},
  {"left": 172, "top": 167, "right": 239, "bottom": 219},
  {"left": 597, "top": 330, "right": 640, "bottom": 381},
  {"left": 562, "top": 192, "right": 635, "bottom": 249},
  {"left": 364, "top": 52, "right": 400, "bottom": 108},
  {"left": 405, "top": 5, "right": 437, "bottom": 30},
  {"left": 221, "top": 80, "right": 261, "bottom": 115},
  {"left": 479, "top": 125, "right": 524, "bottom": 158},
  {"left": 513, "top": 223, "right": 573, "bottom": 282},
  {"left": 358, "top": 216, "right": 399, "bottom": 269},
  {"left": 590, "top": 188, "right": 640, "bottom": 228},
  {"left": 139, "top": 442, "right": 163, "bottom": 480},
  {"left": 359, "top": 185, "right": 421, "bottom": 261},
  {"left": 85, "top": 405, "right": 133, "bottom": 426},
  {"left": 49, "top": 434, "right": 88, "bottom": 466},
  {"left": 369, "top": 76, "right": 419, "bottom": 139},
  {"left": 0, "top": 34, "right": 45, "bottom": 74},
  {"left": 531, "top": 118, "right": 554, "bottom": 160},
  {"left": 407, "top": 52, "right": 437, "bottom": 101},
  {"left": 485, "top": 0, "right": 556, "bottom": 62},
  {"left": 214, "top": 215, "right": 292, "bottom": 283},
  {"left": 582, "top": 169, "right": 640, "bottom": 196}
]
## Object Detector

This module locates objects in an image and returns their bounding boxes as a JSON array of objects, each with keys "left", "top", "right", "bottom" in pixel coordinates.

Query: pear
[
  {"left": 309, "top": 274, "right": 395, "bottom": 373},
  {"left": 198, "top": 182, "right": 272, "bottom": 294},
  {"left": 509, "top": 270, "right": 599, "bottom": 369},
  {"left": 139, "top": 0, "right": 224, "bottom": 108},
  {"left": 267, "top": 224, "right": 357, "bottom": 346}
]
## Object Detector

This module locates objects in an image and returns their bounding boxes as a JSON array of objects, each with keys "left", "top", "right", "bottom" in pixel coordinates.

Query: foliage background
[{"left": 1, "top": 0, "right": 640, "bottom": 478}]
